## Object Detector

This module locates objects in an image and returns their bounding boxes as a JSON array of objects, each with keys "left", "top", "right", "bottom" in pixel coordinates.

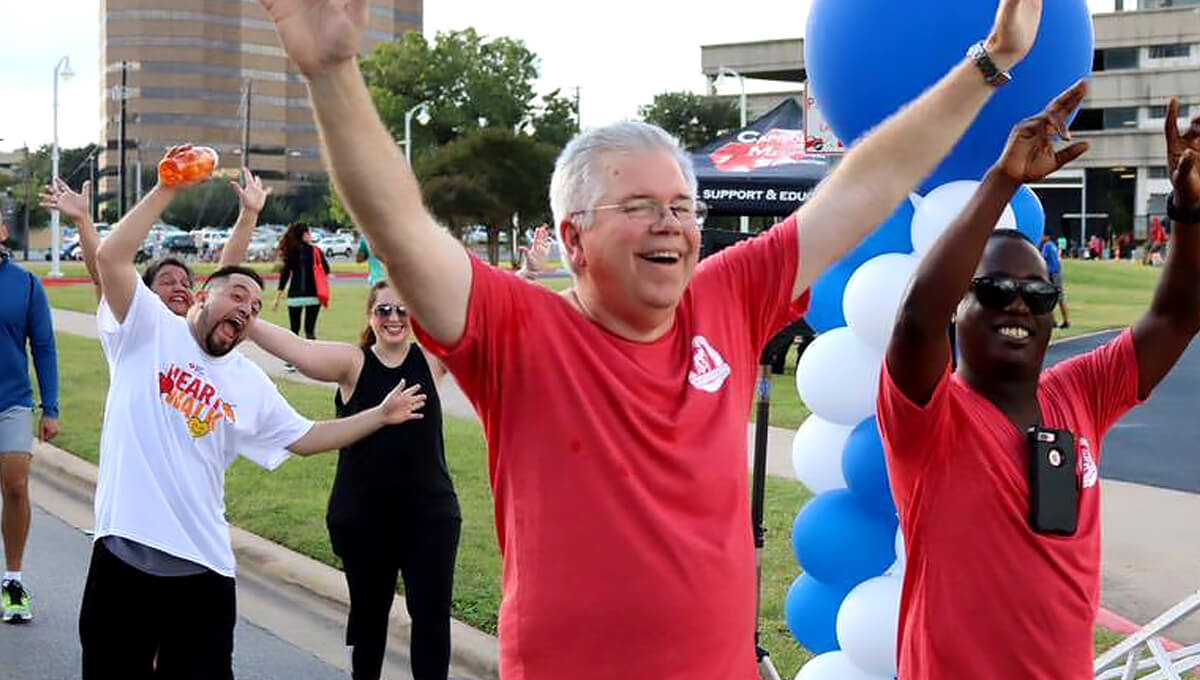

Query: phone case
[{"left": 1028, "top": 427, "right": 1079, "bottom": 536}]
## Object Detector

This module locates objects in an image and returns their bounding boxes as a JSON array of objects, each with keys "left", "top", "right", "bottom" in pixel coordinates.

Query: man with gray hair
[{"left": 260, "top": 0, "right": 1046, "bottom": 676}]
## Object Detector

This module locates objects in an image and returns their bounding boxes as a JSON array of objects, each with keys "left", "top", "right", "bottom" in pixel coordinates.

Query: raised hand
[
  {"left": 378, "top": 379, "right": 426, "bottom": 425},
  {"left": 995, "top": 80, "right": 1090, "bottom": 184},
  {"left": 232, "top": 167, "right": 272, "bottom": 214},
  {"left": 985, "top": 0, "right": 1043, "bottom": 71},
  {"left": 258, "top": 0, "right": 367, "bottom": 78},
  {"left": 520, "top": 224, "right": 552, "bottom": 273},
  {"left": 40, "top": 177, "right": 90, "bottom": 224},
  {"left": 1164, "top": 97, "right": 1200, "bottom": 211}
]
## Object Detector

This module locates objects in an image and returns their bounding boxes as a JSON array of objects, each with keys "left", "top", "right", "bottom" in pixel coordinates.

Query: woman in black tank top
[{"left": 247, "top": 281, "right": 460, "bottom": 680}]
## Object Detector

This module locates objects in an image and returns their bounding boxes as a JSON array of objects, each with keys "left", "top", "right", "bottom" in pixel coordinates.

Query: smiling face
[
  {"left": 367, "top": 285, "right": 410, "bottom": 348},
  {"left": 192, "top": 273, "right": 263, "bottom": 357},
  {"left": 957, "top": 235, "right": 1055, "bottom": 382},
  {"left": 564, "top": 148, "right": 701, "bottom": 326},
  {"left": 149, "top": 264, "right": 195, "bottom": 316}
]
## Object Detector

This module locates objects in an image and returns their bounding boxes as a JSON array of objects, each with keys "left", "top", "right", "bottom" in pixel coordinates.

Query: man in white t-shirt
[{"left": 79, "top": 160, "right": 428, "bottom": 680}]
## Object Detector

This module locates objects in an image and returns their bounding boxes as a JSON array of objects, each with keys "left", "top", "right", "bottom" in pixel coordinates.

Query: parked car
[
  {"left": 161, "top": 233, "right": 198, "bottom": 255},
  {"left": 319, "top": 234, "right": 356, "bottom": 258}
]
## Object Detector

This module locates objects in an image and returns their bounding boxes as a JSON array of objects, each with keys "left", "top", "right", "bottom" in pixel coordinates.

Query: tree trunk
[{"left": 487, "top": 226, "right": 500, "bottom": 266}]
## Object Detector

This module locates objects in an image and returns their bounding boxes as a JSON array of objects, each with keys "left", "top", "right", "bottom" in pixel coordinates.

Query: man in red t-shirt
[
  {"left": 880, "top": 88, "right": 1200, "bottom": 680},
  {"left": 258, "top": 1, "right": 1048, "bottom": 676}
]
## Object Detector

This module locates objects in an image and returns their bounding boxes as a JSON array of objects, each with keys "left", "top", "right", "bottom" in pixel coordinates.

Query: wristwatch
[
  {"left": 1167, "top": 191, "right": 1200, "bottom": 223},
  {"left": 968, "top": 41, "right": 1012, "bottom": 87}
]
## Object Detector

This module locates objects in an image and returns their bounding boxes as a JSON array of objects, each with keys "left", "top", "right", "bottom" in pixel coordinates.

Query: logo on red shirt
[
  {"left": 688, "top": 336, "right": 731, "bottom": 393},
  {"left": 1078, "top": 437, "right": 1098, "bottom": 489}
]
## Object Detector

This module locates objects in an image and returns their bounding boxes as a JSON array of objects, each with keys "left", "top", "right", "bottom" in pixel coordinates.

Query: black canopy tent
[{"left": 693, "top": 98, "right": 830, "bottom": 217}]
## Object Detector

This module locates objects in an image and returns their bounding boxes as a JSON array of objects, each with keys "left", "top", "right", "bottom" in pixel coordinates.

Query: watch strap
[
  {"left": 1167, "top": 191, "right": 1200, "bottom": 223},
  {"left": 968, "top": 41, "right": 1012, "bottom": 87}
]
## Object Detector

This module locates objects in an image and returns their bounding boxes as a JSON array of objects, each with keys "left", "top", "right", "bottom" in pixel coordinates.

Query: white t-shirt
[{"left": 95, "top": 280, "right": 313, "bottom": 577}]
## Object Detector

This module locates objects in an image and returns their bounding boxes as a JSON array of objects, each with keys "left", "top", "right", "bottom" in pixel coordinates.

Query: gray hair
[{"left": 549, "top": 121, "right": 697, "bottom": 273}]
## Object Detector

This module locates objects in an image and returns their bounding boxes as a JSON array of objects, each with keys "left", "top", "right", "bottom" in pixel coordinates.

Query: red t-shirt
[
  {"left": 877, "top": 329, "right": 1142, "bottom": 680},
  {"left": 413, "top": 218, "right": 807, "bottom": 680}
]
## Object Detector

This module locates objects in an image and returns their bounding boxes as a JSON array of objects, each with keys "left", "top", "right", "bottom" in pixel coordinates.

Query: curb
[
  {"left": 1096, "top": 605, "right": 1187, "bottom": 652},
  {"left": 32, "top": 439, "right": 500, "bottom": 680}
]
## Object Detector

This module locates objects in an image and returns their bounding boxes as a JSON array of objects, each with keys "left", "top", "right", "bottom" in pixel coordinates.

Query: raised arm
[
  {"left": 289, "top": 378, "right": 425, "bottom": 455},
  {"left": 793, "top": 0, "right": 1043, "bottom": 300},
  {"left": 1131, "top": 97, "right": 1200, "bottom": 399},
  {"left": 887, "top": 82, "right": 1089, "bottom": 404},
  {"left": 259, "top": 0, "right": 471, "bottom": 346},
  {"left": 218, "top": 168, "right": 271, "bottom": 267},
  {"left": 96, "top": 184, "right": 176, "bottom": 322},
  {"left": 247, "top": 318, "right": 362, "bottom": 387},
  {"left": 40, "top": 178, "right": 100, "bottom": 293}
]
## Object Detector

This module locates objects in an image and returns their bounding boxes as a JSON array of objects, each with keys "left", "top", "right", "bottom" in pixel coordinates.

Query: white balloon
[
  {"left": 843, "top": 253, "right": 921, "bottom": 353},
  {"left": 796, "top": 328, "right": 884, "bottom": 426},
  {"left": 888, "top": 527, "right": 907, "bottom": 577},
  {"left": 836, "top": 575, "right": 904, "bottom": 678},
  {"left": 911, "top": 180, "right": 1017, "bottom": 254},
  {"left": 795, "top": 651, "right": 890, "bottom": 680},
  {"left": 909, "top": 192, "right": 922, "bottom": 209},
  {"left": 791, "top": 415, "right": 852, "bottom": 494}
]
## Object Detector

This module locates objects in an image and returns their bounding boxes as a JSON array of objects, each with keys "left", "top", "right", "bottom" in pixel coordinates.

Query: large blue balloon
[
  {"left": 784, "top": 573, "right": 850, "bottom": 655},
  {"left": 1011, "top": 184, "right": 1046, "bottom": 243},
  {"left": 842, "top": 416, "right": 896, "bottom": 518},
  {"left": 792, "top": 489, "right": 898, "bottom": 588},
  {"left": 805, "top": 0, "right": 1094, "bottom": 193},
  {"left": 843, "top": 198, "right": 915, "bottom": 270}
]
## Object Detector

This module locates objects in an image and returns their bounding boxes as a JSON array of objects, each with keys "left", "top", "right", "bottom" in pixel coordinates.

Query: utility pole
[
  {"left": 574, "top": 86, "right": 582, "bottom": 133},
  {"left": 22, "top": 144, "right": 30, "bottom": 261},
  {"left": 242, "top": 79, "right": 252, "bottom": 167},
  {"left": 118, "top": 60, "right": 128, "bottom": 217},
  {"left": 89, "top": 150, "right": 97, "bottom": 221}
]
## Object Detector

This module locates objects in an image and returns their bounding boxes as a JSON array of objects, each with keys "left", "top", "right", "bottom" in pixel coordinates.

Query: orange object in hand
[{"left": 158, "top": 146, "right": 218, "bottom": 187}]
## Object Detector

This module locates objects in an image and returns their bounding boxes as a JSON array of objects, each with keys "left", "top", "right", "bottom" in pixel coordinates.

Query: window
[
  {"left": 1140, "top": 0, "right": 1200, "bottom": 8},
  {"left": 1103, "top": 107, "right": 1139, "bottom": 129},
  {"left": 1148, "top": 44, "right": 1190, "bottom": 59},
  {"left": 1148, "top": 167, "right": 1170, "bottom": 179},
  {"left": 1148, "top": 104, "right": 1188, "bottom": 119},
  {"left": 1070, "top": 108, "right": 1103, "bottom": 132},
  {"left": 1097, "top": 47, "right": 1139, "bottom": 71}
]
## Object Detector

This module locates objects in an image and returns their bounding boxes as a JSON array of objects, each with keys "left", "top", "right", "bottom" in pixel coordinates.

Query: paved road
[
  {"left": 0, "top": 506, "right": 350, "bottom": 680},
  {"left": 1044, "top": 330, "right": 1200, "bottom": 494}
]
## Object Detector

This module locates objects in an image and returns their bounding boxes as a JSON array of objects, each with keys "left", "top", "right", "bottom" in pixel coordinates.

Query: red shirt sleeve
[
  {"left": 691, "top": 216, "right": 810, "bottom": 352},
  {"left": 877, "top": 358, "right": 955, "bottom": 508},
  {"left": 1041, "top": 327, "right": 1143, "bottom": 445}
]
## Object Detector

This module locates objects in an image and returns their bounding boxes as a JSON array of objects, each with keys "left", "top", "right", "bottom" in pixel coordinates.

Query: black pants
[
  {"left": 79, "top": 540, "right": 236, "bottom": 680},
  {"left": 330, "top": 517, "right": 461, "bottom": 680},
  {"left": 288, "top": 303, "right": 321, "bottom": 339}
]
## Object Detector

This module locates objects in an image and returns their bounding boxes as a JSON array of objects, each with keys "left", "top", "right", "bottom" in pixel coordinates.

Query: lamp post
[
  {"left": 403, "top": 102, "right": 431, "bottom": 164},
  {"left": 718, "top": 67, "right": 749, "bottom": 233},
  {"left": 50, "top": 55, "right": 75, "bottom": 276}
]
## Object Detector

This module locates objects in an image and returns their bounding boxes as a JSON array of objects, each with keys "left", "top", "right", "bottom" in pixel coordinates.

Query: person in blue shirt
[
  {"left": 0, "top": 214, "right": 59, "bottom": 623},
  {"left": 357, "top": 234, "right": 385, "bottom": 287},
  {"left": 1041, "top": 233, "right": 1071, "bottom": 329}
]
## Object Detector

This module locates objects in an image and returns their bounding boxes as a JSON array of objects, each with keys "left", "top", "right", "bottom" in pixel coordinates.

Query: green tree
[
  {"left": 415, "top": 128, "right": 557, "bottom": 265},
  {"left": 638, "top": 91, "right": 741, "bottom": 150},
  {"left": 531, "top": 88, "right": 579, "bottom": 149}
]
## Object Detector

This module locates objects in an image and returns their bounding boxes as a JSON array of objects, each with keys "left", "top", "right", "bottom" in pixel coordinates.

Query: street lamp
[
  {"left": 50, "top": 55, "right": 75, "bottom": 277},
  {"left": 717, "top": 66, "right": 749, "bottom": 233},
  {"left": 403, "top": 102, "right": 431, "bottom": 164}
]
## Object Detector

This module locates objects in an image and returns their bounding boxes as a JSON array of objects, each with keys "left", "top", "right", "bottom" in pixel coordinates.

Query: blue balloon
[
  {"left": 784, "top": 573, "right": 850, "bottom": 655},
  {"left": 842, "top": 417, "right": 896, "bottom": 518},
  {"left": 1011, "top": 184, "right": 1046, "bottom": 243},
  {"left": 842, "top": 198, "right": 915, "bottom": 270},
  {"left": 792, "top": 489, "right": 898, "bottom": 588},
  {"left": 806, "top": 259, "right": 854, "bottom": 332},
  {"left": 805, "top": 0, "right": 1094, "bottom": 193}
]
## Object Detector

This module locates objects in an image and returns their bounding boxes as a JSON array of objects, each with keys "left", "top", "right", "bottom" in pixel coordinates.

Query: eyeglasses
[
  {"left": 372, "top": 304, "right": 408, "bottom": 319},
  {"left": 970, "top": 276, "right": 1060, "bottom": 316},
  {"left": 572, "top": 198, "right": 708, "bottom": 228}
]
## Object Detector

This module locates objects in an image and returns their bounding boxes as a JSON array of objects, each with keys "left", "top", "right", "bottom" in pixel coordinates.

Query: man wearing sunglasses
[
  {"left": 258, "top": 0, "right": 1046, "bottom": 676},
  {"left": 880, "top": 83, "right": 1200, "bottom": 680}
]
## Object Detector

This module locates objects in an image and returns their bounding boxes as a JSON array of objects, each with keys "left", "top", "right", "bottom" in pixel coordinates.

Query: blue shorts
[{"left": 0, "top": 406, "right": 34, "bottom": 454}]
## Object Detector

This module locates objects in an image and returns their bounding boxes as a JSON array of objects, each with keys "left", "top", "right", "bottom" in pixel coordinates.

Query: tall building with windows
[
  {"left": 98, "top": 0, "right": 421, "bottom": 214},
  {"left": 700, "top": 3, "right": 1200, "bottom": 247}
]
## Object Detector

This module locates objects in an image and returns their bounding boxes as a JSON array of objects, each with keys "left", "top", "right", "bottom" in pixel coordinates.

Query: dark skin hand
[{"left": 887, "top": 81, "right": 1090, "bottom": 431}]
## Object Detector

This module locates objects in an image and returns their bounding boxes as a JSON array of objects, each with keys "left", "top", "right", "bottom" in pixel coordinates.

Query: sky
[{"left": 0, "top": 0, "right": 1118, "bottom": 152}]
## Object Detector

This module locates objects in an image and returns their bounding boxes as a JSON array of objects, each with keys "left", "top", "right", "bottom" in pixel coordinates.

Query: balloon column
[{"left": 785, "top": 2, "right": 1093, "bottom": 678}]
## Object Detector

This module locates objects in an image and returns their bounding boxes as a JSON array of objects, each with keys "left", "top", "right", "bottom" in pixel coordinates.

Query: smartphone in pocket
[{"left": 1027, "top": 426, "right": 1079, "bottom": 536}]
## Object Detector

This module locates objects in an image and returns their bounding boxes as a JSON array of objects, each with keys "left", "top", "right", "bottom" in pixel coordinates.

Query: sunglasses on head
[
  {"left": 970, "top": 276, "right": 1060, "bottom": 316},
  {"left": 372, "top": 303, "right": 408, "bottom": 319}
]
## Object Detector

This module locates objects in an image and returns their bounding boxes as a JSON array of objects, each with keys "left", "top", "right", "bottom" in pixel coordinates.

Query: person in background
[
  {"left": 0, "top": 213, "right": 60, "bottom": 623},
  {"left": 356, "top": 233, "right": 385, "bottom": 287},
  {"left": 514, "top": 224, "right": 552, "bottom": 281},
  {"left": 274, "top": 222, "right": 330, "bottom": 343},
  {"left": 249, "top": 281, "right": 458, "bottom": 680},
  {"left": 1040, "top": 233, "right": 1071, "bottom": 329}
]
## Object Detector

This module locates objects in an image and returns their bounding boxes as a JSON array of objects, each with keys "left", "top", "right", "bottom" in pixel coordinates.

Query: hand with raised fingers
[
  {"left": 995, "top": 80, "right": 1090, "bottom": 184},
  {"left": 232, "top": 167, "right": 272, "bottom": 214},
  {"left": 1164, "top": 97, "right": 1200, "bottom": 214},
  {"left": 520, "top": 224, "right": 552, "bottom": 273},
  {"left": 257, "top": 0, "right": 367, "bottom": 78},
  {"left": 984, "top": 0, "right": 1044, "bottom": 72},
  {"left": 378, "top": 379, "right": 426, "bottom": 425},
  {"left": 39, "top": 177, "right": 90, "bottom": 225}
]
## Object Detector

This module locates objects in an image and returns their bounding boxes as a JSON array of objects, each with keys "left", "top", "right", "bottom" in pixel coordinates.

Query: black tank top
[{"left": 327, "top": 346, "right": 460, "bottom": 527}]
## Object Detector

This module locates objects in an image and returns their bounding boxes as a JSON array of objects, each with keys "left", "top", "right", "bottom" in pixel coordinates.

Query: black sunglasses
[
  {"left": 372, "top": 303, "right": 408, "bottom": 319},
  {"left": 970, "top": 276, "right": 1060, "bottom": 316}
]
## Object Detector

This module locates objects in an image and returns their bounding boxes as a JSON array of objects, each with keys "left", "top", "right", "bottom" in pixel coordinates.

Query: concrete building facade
[
  {"left": 700, "top": 4, "right": 1200, "bottom": 247},
  {"left": 98, "top": 0, "right": 420, "bottom": 212}
]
